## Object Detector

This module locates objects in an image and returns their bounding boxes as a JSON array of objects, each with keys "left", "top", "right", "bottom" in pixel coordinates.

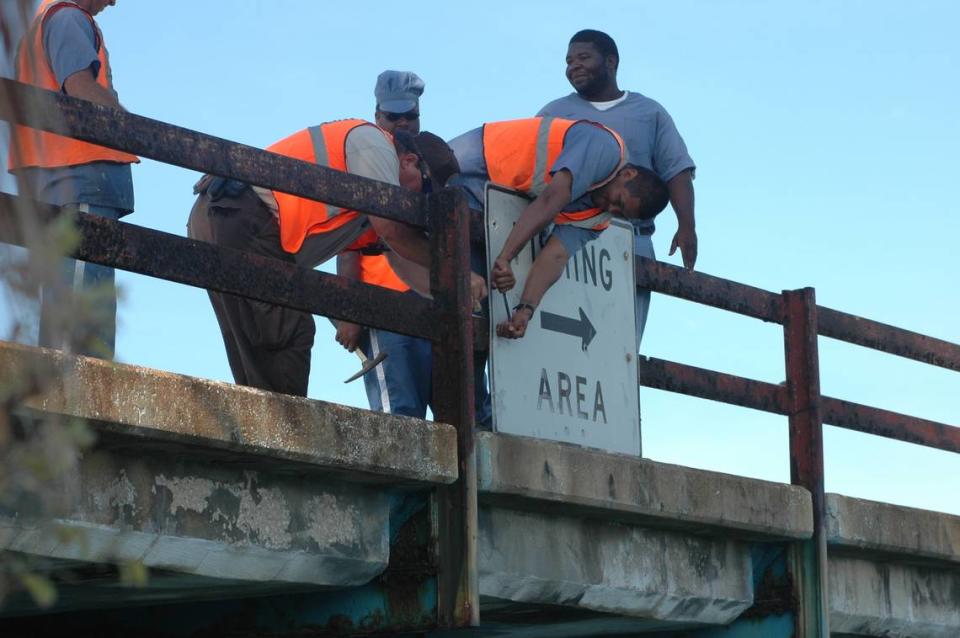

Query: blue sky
[{"left": 2, "top": 1, "right": 958, "bottom": 514}]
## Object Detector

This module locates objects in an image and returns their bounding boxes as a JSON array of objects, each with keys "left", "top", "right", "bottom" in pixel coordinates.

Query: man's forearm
[
  {"left": 369, "top": 218, "right": 432, "bottom": 269},
  {"left": 385, "top": 251, "right": 432, "bottom": 298},
  {"left": 497, "top": 170, "right": 572, "bottom": 261},
  {"left": 499, "top": 198, "right": 559, "bottom": 262},
  {"left": 668, "top": 169, "right": 695, "bottom": 230},
  {"left": 63, "top": 68, "right": 123, "bottom": 109},
  {"left": 337, "top": 250, "right": 361, "bottom": 281},
  {"left": 517, "top": 236, "right": 569, "bottom": 308}
]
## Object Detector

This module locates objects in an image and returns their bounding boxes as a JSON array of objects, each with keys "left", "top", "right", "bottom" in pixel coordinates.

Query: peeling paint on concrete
[
  {"left": 154, "top": 475, "right": 216, "bottom": 515},
  {"left": 92, "top": 469, "right": 137, "bottom": 518},
  {"left": 235, "top": 485, "right": 292, "bottom": 550},
  {"left": 152, "top": 472, "right": 296, "bottom": 550},
  {"left": 305, "top": 494, "right": 359, "bottom": 548}
]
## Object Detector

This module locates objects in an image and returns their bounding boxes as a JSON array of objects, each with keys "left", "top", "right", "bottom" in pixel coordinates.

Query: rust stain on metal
[
  {"left": 0, "top": 193, "right": 436, "bottom": 340},
  {"left": 0, "top": 78, "right": 427, "bottom": 227},
  {"left": 782, "top": 288, "right": 831, "bottom": 637},
  {"left": 819, "top": 306, "right": 960, "bottom": 372},
  {"left": 636, "top": 258, "right": 784, "bottom": 323},
  {"left": 822, "top": 397, "right": 960, "bottom": 454},
  {"left": 638, "top": 356, "right": 790, "bottom": 414},
  {"left": 428, "top": 190, "right": 480, "bottom": 628}
]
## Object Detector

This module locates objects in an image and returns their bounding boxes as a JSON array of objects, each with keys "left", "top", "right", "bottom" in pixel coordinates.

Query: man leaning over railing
[
  {"left": 446, "top": 117, "right": 668, "bottom": 341},
  {"left": 332, "top": 71, "right": 493, "bottom": 426},
  {"left": 186, "top": 119, "right": 486, "bottom": 398},
  {"left": 7, "top": 0, "right": 138, "bottom": 359}
]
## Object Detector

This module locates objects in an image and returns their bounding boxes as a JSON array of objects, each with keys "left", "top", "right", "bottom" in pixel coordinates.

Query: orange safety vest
[
  {"left": 8, "top": 0, "right": 139, "bottom": 172},
  {"left": 359, "top": 254, "right": 410, "bottom": 292},
  {"left": 269, "top": 119, "right": 392, "bottom": 254},
  {"left": 346, "top": 227, "right": 410, "bottom": 293},
  {"left": 482, "top": 117, "right": 625, "bottom": 231}
]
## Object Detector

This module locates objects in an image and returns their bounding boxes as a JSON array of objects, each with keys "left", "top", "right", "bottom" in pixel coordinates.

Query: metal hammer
[{"left": 328, "top": 318, "right": 388, "bottom": 384}]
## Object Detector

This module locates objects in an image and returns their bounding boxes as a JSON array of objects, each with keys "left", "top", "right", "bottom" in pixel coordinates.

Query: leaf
[
  {"left": 18, "top": 572, "right": 57, "bottom": 608},
  {"left": 119, "top": 560, "right": 148, "bottom": 588},
  {"left": 65, "top": 418, "right": 96, "bottom": 449}
]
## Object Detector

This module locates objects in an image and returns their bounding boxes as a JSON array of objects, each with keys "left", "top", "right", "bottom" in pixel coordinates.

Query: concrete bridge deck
[{"left": 0, "top": 342, "right": 957, "bottom": 637}]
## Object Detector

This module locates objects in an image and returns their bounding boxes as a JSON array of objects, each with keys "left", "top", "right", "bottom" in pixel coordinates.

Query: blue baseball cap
[{"left": 375, "top": 70, "right": 425, "bottom": 113}]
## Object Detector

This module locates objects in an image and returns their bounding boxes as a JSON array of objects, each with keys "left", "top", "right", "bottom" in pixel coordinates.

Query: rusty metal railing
[
  {"left": 0, "top": 77, "right": 479, "bottom": 628},
  {"left": 636, "top": 258, "right": 959, "bottom": 637},
  {"left": 635, "top": 259, "right": 960, "bottom": 451}
]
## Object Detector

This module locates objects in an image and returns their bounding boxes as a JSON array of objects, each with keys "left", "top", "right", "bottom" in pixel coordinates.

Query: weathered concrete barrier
[
  {"left": 0, "top": 342, "right": 456, "bottom": 616},
  {"left": 826, "top": 494, "right": 960, "bottom": 637},
  {"left": 2, "top": 342, "right": 958, "bottom": 637},
  {"left": 475, "top": 433, "right": 960, "bottom": 637},
  {"left": 475, "top": 432, "right": 812, "bottom": 632},
  {"left": 1, "top": 342, "right": 457, "bottom": 485}
]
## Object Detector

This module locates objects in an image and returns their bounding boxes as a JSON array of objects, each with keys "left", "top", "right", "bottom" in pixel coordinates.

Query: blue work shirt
[
  {"left": 538, "top": 91, "right": 695, "bottom": 235},
  {"left": 16, "top": 6, "right": 134, "bottom": 213},
  {"left": 448, "top": 121, "right": 622, "bottom": 258},
  {"left": 447, "top": 121, "right": 621, "bottom": 213}
]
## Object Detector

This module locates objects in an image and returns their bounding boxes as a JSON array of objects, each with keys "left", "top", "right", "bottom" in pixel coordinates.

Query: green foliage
[
  {"left": 17, "top": 572, "right": 57, "bottom": 609},
  {"left": 119, "top": 560, "right": 149, "bottom": 589},
  {"left": 0, "top": 0, "right": 148, "bottom": 610}
]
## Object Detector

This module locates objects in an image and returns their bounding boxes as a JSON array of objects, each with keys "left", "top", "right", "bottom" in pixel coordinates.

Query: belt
[{"left": 358, "top": 242, "right": 390, "bottom": 256}]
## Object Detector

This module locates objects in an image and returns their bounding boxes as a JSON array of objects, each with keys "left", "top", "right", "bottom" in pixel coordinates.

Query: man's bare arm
[
  {"left": 63, "top": 66, "right": 123, "bottom": 109},
  {"left": 496, "top": 236, "right": 569, "bottom": 339},
  {"left": 334, "top": 252, "right": 364, "bottom": 352},
  {"left": 368, "top": 218, "right": 431, "bottom": 269},
  {"left": 376, "top": 226, "right": 487, "bottom": 305},
  {"left": 497, "top": 170, "right": 572, "bottom": 263},
  {"left": 385, "top": 251, "right": 432, "bottom": 298},
  {"left": 492, "top": 170, "right": 572, "bottom": 292},
  {"left": 667, "top": 169, "right": 697, "bottom": 270}
]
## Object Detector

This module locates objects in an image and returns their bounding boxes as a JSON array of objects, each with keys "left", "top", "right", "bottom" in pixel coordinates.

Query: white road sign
[{"left": 486, "top": 185, "right": 640, "bottom": 455}]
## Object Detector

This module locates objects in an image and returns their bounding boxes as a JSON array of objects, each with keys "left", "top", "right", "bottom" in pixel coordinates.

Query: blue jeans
[
  {"left": 634, "top": 230, "right": 655, "bottom": 350},
  {"left": 360, "top": 327, "right": 493, "bottom": 427},
  {"left": 361, "top": 328, "right": 433, "bottom": 418},
  {"left": 38, "top": 204, "right": 121, "bottom": 359}
]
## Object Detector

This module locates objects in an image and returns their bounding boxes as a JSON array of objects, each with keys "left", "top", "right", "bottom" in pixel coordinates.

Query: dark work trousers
[{"left": 187, "top": 187, "right": 315, "bottom": 397}]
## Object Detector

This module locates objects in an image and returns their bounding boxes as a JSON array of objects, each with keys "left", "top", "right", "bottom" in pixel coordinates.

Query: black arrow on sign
[{"left": 540, "top": 307, "right": 597, "bottom": 351}]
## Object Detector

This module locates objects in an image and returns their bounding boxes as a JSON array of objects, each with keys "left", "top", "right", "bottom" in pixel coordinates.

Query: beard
[{"left": 574, "top": 67, "right": 612, "bottom": 100}]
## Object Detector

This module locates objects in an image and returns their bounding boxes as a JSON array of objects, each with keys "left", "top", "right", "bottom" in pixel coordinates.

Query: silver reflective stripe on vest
[
  {"left": 308, "top": 125, "right": 341, "bottom": 218},
  {"left": 530, "top": 117, "right": 555, "bottom": 196}
]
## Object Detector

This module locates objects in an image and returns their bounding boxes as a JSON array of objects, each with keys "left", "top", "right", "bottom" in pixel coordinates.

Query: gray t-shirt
[
  {"left": 447, "top": 121, "right": 622, "bottom": 212},
  {"left": 17, "top": 7, "right": 134, "bottom": 213},
  {"left": 538, "top": 91, "right": 695, "bottom": 234},
  {"left": 287, "top": 124, "right": 400, "bottom": 267},
  {"left": 252, "top": 123, "right": 399, "bottom": 216}
]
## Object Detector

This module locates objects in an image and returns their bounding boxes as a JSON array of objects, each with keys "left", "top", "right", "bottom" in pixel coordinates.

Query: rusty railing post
[
  {"left": 782, "top": 287, "right": 830, "bottom": 637},
  {"left": 428, "top": 187, "right": 479, "bottom": 627}
]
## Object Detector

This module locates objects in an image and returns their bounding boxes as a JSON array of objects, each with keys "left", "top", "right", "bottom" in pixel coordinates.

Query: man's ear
[
  {"left": 618, "top": 165, "right": 638, "bottom": 181},
  {"left": 400, "top": 152, "right": 419, "bottom": 169},
  {"left": 606, "top": 54, "right": 619, "bottom": 73}
]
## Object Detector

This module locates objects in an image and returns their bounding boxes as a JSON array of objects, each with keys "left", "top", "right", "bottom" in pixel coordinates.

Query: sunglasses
[{"left": 383, "top": 110, "right": 420, "bottom": 122}]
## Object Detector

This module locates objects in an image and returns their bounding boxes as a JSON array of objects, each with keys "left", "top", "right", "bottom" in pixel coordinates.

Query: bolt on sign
[{"left": 485, "top": 185, "right": 640, "bottom": 455}]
